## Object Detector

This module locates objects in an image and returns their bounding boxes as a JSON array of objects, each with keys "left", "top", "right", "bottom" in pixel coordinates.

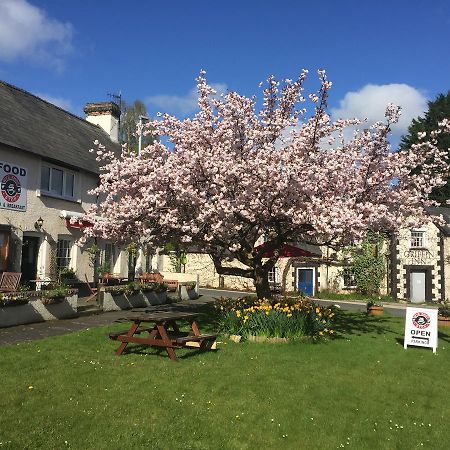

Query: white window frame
[
  {"left": 102, "top": 242, "right": 118, "bottom": 272},
  {"left": 56, "top": 238, "right": 72, "bottom": 270},
  {"left": 342, "top": 267, "right": 356, "bottom": 288},
  {"left": 410, "top": 229, "right": 426, "bottom": 248},
  {"left": 267, "top": 266, "right": 280, "bottom": 284},
  {"left": 40, "top": 162, "right": 77, "bottom": 201}
]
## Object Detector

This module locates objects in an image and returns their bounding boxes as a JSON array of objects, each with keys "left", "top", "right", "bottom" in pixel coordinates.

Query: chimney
[{"left": 84, "top": 102, "right": 120, "bottom": 143}]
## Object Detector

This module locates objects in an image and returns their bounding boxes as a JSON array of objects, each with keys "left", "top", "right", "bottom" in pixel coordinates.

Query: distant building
[
  {"left": 157, "top": 210, "right": 450, "bottom": 303},
  {"left": 0, "top": 80, "right": 129, "bottom": 284}
]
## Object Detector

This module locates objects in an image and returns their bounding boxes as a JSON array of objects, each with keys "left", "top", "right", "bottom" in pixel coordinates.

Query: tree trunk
[{"left": 254, "top": 266, "right": 272, "bottom": 299}]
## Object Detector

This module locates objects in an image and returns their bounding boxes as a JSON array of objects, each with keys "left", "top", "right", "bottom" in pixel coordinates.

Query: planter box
[
  {"left": 247, "top": 335, "right": 289, "bottom": 343},
  {"left": 179, "top": 284, "right": 199, "bottom": 301},
  {"left": 438, "top": 316, "right": 450, "bottom": 328},
  {"left": 0, "top": 294, "right": 78, "bottom": 328},
  {"left": 367, "top": 305, "right": 383, "bottom": 316},
  {"left": 102, "top": 290, "right": 167, "bottom": 312}
]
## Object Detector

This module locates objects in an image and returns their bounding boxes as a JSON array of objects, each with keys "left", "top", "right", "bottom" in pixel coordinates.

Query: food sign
[
  {"left": 0, "top": 161, "right": 27, "bottom": 212},
  {"left": 404, "top": 307, "right": 438, "bottom": 353}
]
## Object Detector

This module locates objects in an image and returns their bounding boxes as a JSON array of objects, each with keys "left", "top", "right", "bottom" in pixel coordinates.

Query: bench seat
[{"left": 175, "top": 333, "right": 218, "bottom": 344}]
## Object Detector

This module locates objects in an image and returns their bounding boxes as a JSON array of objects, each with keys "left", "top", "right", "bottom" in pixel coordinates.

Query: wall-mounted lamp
[{"left": 34, "top": 217, "right": 44, "bottom": 231}]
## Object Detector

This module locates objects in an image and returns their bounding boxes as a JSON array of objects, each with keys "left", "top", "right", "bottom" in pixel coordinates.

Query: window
[
  {"left": 103, "top": 243, "right": 117, "bottom": 272},
  {"left": 145, "top": 249, "right": 153, "bottom": 272},
  {"left": 56, "top": 239, "right": 72, "bottom": 270},
  {"left": 411, "top": 230, "right": 425, "bottom": 248},
  {"left": 342, "top": 267, "right": 356, "bottom": 288},
  {"left": 40, "top": 163, "right": 75, "bottom": 199},
  {"left": 267, "top": 266, "right": 280, "bottom": 284}
]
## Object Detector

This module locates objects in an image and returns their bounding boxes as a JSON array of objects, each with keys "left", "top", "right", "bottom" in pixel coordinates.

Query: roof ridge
[{"left": 0, "top": 79, "right": 111, "bottom": 132}]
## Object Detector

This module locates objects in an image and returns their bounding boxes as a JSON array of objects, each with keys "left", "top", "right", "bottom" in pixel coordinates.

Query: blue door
[{"left": 297, "top": 268, "right": 314, "bottom": 296}]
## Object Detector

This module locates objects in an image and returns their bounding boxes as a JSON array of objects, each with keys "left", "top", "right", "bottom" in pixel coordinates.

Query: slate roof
[
  {"left": 427, "top": 207, "right": 450, "bottom": 236},
  {"left": 0, "top": 80, "right": 121, "bottom": 174}
]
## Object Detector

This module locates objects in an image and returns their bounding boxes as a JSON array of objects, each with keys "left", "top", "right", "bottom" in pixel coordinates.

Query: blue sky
[{"left": 1, "top": 0, "right": 450, "bottom": 143}]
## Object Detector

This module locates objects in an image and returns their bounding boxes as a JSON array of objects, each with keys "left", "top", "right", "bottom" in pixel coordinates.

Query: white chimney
[{"left": 84, "top": 102, "right": 120, "bottom": 143}]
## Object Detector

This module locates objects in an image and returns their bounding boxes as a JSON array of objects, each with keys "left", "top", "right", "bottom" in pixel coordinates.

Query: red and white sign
[
  {"left": 0, "top": 161, "right": 27, "bottom": 212},
  {"left": 404, "top": 307, "right": 438, "bottom": 353}
]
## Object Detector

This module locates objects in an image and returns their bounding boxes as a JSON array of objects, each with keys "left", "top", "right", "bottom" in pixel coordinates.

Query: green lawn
[
  {"left": 0, "top": 309, "right": 449, "bottom": 449},
  {"left": 314, "top": 291, "right": 394, "bottom": 303}
]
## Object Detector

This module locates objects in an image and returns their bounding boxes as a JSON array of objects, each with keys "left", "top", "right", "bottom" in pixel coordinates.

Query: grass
[
  {"left": 0, "top": 307, "right": 449, "bottom": 449},
  {"left": 314, "top": 290, "right": 394, "bottom": 303}
]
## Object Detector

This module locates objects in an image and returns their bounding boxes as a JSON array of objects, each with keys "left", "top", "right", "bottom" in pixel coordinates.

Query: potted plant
[
  {"left": 438, "top": 301, "right": 450, "bottom": 328},
  {"left": 367, "top": 299, "right": 383, "bottom": 316}
]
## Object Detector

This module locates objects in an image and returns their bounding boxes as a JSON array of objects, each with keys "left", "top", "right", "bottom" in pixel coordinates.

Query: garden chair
[
  {"left": 0, "top": 272, "right": 21, "bottom": 292},
  {"left": 84, "top": 274, "right": 99, "bottom": 303}
]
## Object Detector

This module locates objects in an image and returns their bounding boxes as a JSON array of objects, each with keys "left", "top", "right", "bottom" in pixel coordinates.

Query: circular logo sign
[
  {"left": 412, "top": 312, "right": 431, "bottom": 329},
  {"left": 1, "top": 174, "right": 21, "bottom": 203}
]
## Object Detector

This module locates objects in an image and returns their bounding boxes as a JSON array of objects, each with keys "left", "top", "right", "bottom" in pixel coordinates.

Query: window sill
[{"left": 37, "top": 190, "right": 81, "bottom": 204}]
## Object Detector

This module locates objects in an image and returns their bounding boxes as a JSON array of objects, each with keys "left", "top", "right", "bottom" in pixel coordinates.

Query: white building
[{"left": 0, "top": 80, "right": 129, "bottom": 285}]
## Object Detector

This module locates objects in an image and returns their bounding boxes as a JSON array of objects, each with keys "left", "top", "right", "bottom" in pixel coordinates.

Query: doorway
[
  {"left": 410, "top": 270, "right": 426, "bottom": 303},
  {"left": 21, "top": 236, "right": 40, "bottom": 283},
  {"left": 297, "top": 268, "right": 315, "bottom": 296}
]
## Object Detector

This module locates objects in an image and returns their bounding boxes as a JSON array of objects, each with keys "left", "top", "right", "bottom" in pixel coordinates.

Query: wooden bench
[
  {"left": 175, "top": 333, "right": 218, "bottom": 344},
  {"left": 109, "top": 327, "right": 154, "bottom": 340}
]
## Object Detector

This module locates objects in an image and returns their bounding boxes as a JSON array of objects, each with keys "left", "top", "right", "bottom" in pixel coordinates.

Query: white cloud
[
  {"left": 35, "top": 92, "right": 74, "bottom": 112},
  {"left": 0, "top": 0, "right": 73, "bottom": 71},
  {"left": 331, "top": 83, "right": 428, "bottom": 138},
  {"left": 146, "top": 83, "right": 228, "bottom": 116}
]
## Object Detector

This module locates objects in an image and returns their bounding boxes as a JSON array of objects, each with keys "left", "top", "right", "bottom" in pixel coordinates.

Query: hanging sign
[
  {"left": 0, "top": 161, "right": 27, "bottom": 212},
  {"left": 404, "top": 307, "right": 438, "bottom": 353}
]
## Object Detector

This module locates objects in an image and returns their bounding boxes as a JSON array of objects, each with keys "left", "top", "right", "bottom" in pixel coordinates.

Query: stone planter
[
  {"left": 179, "top": 284, "right": 199, "bottom": 301},
  {"left": 367, "top": 305, "right": 383, "bottom": 316},
  {"left": 438, "top": 315, "right": 450, "bottom": 328},
  {"left": 0, "top": 294, "right": 78, "bottom": 328},
  {"left": 0, "top": 299, "right": 29, "bottom": 307},
  {"left": 247, "top": 335, "right": 289, "bottom": 343},
  {"left": 102, "top": 290, "right": 167, "bottom": 311}
]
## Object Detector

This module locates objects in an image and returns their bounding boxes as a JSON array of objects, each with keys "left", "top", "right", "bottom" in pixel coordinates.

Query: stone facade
[{"left": 160, "top": 220, "right": 449, "bottom": 303}]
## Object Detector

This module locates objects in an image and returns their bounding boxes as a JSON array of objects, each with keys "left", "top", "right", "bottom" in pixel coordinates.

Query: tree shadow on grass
[
  {"left": 119, "top": 343, "right": 219, "bottom": 361},
  {"left": 331, "top": 311, "right": 399, "bottom": 339}
]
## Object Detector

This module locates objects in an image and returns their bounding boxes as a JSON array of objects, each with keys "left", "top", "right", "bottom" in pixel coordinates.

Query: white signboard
[
  {"left": 404, "top": 307, "right": 438, "bottom": 353},
  {"left": 0, "top": 161, "right": 27, "bottom": 212}
]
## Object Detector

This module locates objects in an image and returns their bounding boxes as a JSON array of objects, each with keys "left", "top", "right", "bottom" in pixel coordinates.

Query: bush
[
  {"left": 438, "top": 301, "right": 450, "bottom": 318},
  {"left": 215, "top": 297, "right": 335, "bottom": 340}
]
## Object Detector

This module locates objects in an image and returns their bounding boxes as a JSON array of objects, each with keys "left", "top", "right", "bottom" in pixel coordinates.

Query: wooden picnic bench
[{"left": 109, "top": 311, "right": 217, "bottom": 362}]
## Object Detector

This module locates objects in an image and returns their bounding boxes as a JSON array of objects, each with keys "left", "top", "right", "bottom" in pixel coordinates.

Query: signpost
[{"left": 404, "top": 307, "right": 438, "bottom": 353}]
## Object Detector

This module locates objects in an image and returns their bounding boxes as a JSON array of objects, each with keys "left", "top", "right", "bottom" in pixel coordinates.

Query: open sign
[{"left": 404, "top": 307, "right": 438, "bottom": 353}]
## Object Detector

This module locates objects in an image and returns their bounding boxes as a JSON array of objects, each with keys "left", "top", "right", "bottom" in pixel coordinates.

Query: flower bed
[{"left": 216, "top": 296, "right": 336, "bottom": 341}]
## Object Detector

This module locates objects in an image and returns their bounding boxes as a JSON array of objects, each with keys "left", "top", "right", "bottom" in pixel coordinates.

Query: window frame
[
  {"left": 267, "top": 266, "right": 280, "bottom": 284},
  {"left": 40, "top": 162, "right": 77, "bottom": 201},
  {"left": 410, "top": 230, "right": 426, "bottom": 249},
  {"left": 102, "top": 242, "right": 117, "bottom": 272},
  {"left": 56, "top": 238, "right": 72, "bottom": 271},
  {"left": 342, "top": 267, "right": 356, "bottom": 288}
]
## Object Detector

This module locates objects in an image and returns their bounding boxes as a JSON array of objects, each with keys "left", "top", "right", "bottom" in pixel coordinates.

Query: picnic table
[{"left": 109, "top": 311, "right": 217, "bottom": 362}]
